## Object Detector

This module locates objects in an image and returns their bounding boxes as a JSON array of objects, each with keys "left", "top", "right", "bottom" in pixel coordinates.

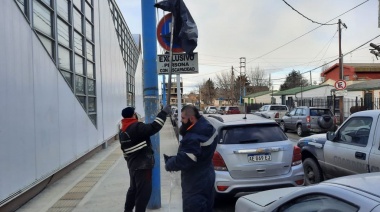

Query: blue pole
[{"left": 141, "top": 0, "right": 161, "bottom": 209}]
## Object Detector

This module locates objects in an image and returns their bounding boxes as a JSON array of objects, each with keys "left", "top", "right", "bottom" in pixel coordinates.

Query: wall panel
[
  {"left": 32, "top": 35, "right": 61, "bottom": 177},
  {"left": 0, "top": 0, "right": 134, "bottom": 204},
  {"left": 58, "top": 76, "right": 77, "bottom": 165},
  {"left": 0, "top": 1, "right": 37, "bottom": 201}
]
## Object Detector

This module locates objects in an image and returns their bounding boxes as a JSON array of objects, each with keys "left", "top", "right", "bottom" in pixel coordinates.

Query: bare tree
[
  {"left": 247, "top": 66, "right": 270, "bottom": 93},
  {"left": 248, "top": 66, "right": 269, "bottom": 87},
  {"left": 215, "top": 70, "right": 239, "bottom": 105},
  {"left": 187, "top": 92, "right": 198, "bottom": 105}
]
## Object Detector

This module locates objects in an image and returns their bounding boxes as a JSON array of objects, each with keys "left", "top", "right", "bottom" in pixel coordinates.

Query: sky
[{"left": 116, "top": 0, "right": 380, "bottom": 93}]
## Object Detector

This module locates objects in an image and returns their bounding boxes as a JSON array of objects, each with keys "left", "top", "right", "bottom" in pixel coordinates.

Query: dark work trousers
[{"left": 124, "top": 169, "right": 152, "bottom": 212}]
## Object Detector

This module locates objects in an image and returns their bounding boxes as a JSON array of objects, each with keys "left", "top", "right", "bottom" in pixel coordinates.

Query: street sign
[
  {"left": 156, "top": 13, "right": 184, "bottom": 53},
  {"left": 335, "top": 90, "right": 347, "bottom": 96},
  {"left": 157, "top": 53, "right": 198, "bottom": 75},
  {"left": 334, "top": 80, "right": 347, "bottom": 90}
]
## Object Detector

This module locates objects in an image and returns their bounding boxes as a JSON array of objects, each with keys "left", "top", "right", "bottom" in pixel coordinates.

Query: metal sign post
[
  {"left": 167, "top": 16, "right": 175, "bottom": 106},
  {"left": 176, "top": 74, "right": 182, "bottom": 141}
]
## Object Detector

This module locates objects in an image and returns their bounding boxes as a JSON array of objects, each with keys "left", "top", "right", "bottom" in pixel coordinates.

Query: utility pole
[
  {"left": 338, "top": 19, "right": 347, "bottom": 80},
  {"left": 338, "top": 19, "right": 343, "bottom": 80},
  {"left": 239, "top": 57, "right": 246, "bottom": 105},
  {"left": 198, "top": 85, "right": 201, "bottom": 109},
  {"left": 309, "top": 71, "right": 312, "bottom": 86},
  {"left": 231, "top": 66, "right": 234, "bottom": 105},
  {"left": 338, "top": 19, "right": 347, "bottom": 125}
]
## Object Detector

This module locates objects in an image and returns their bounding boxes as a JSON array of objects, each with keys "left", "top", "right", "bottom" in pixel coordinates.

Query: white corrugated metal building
[{"left": 0, "top": 0, "right": 143, "bottom": 207}]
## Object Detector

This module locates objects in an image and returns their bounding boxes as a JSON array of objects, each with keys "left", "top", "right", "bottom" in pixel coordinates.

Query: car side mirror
[{"left": 326, "top": 131, "right": 336, "bottom": 141}]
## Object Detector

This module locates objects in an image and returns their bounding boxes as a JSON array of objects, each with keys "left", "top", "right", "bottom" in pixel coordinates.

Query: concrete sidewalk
[{"left": 16, "top": 119, "right": 182, "bottom": 212}]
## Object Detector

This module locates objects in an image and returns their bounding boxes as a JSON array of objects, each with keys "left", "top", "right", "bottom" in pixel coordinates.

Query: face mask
[{"left": 179, "top": 119, "right": 192, "bottom": 136}]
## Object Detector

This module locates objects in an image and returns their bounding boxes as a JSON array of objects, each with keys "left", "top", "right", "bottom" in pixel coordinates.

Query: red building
[{"left": 321, "top": 63, "right": 380, "bottom": 82}]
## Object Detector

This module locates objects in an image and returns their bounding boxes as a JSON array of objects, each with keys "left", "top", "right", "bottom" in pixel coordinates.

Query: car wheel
[
  {"left": 280, "top": 121, "right": 287, "bottom": 132},
  {"left": 318, "top": 115, "right": 333, "bottom": 129},
  {"left": 297, "top": 124, "right": 305, "bottom": 137},
  {"left": 303, "top": 158, "right": 323, "bottom": 185}
]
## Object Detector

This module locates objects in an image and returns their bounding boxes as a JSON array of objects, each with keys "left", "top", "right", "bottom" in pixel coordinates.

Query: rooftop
[
  {"left": 273, "top": 84, "right": 330, "bottom": 96},
  {"left": 345, "top": 79, "right": 380, "bottom": 91},
  {"left": 244, "top": 90, "right": 273, "bottom": 98}
]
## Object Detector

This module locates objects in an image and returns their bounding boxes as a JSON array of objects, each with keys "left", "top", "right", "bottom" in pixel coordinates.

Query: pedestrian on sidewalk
[
  {"left": 164, "top": 105, "right": 218, "bottom": 212},
  {"left": 119, "top": 105, "right": 172, "bottom": 212}
]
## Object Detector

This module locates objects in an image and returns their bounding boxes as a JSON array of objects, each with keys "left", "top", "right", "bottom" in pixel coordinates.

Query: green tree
[
  {"left": 280, "top": 70, "right": 309, "bottom": 91},
  {"left": 201, "top": 78, "right": 216, "bottom": 105}
]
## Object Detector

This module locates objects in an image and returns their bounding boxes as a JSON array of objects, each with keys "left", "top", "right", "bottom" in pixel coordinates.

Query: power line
[
  {"left": 282, "top": 0, "right": 337, "bottom": 26},
  {"left": 246, "top": 0, "right": 369, "bottom": 64},
  {"left": 300, "top": 33, "right": 380, "bottom": 75},
  {"left": 184, "top": 34, "right": 379, "bottom": 89}
]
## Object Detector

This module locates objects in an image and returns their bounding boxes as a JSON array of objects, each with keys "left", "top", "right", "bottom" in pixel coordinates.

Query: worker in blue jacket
[{"left": 164, "top": 105, "right": 218, "bottom": 212}]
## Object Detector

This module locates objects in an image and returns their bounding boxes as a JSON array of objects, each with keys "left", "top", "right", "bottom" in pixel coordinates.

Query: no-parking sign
[
  {"left": 334, "top": 80, "right": 347, "bottom": 90},
  {"left": 156, "top": 13, "right": 184, "bottom": 53}
]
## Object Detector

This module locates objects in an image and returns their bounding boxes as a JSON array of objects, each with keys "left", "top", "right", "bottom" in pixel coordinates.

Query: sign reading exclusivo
[{"left": 157, "top": 53, "right": 198, "bottom": 75}]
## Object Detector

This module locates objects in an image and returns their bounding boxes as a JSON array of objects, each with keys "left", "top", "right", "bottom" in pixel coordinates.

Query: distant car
[
  {"left": 171, "top": 109, "right": 178, "bottom": 126},
  {"left": 236, "top": 172, "right": 380, "bottom": 212},
  {"left": 205, "top": 114, "right": 304, "bottom": 201},
  {"left": 254, "top": 104, "right": 288, "bottom": 122},
  {"left": 279, "top": 106, "right": 335, "bottom": 137},
  {"left": 217, "top": 106, "right": 226, "bottom": 115},
  {"left": 224, "top": 106, "right": 240, "bottom": 114},
  {"left": 204, "top": 106, "right": 217, "bottom": 114}
]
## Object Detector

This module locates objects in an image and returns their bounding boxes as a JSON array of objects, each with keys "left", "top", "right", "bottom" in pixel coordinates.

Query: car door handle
[{"left": 355, "top": 152, "right": 366, "bottom": 160}]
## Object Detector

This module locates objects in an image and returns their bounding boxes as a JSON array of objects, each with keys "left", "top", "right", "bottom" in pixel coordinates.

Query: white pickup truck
[
  {"left": 254, "top": 105, "right": 288, "bottom": 122},
  {"left": 298, "top": 110, "right": 380, "bottom": 185}
]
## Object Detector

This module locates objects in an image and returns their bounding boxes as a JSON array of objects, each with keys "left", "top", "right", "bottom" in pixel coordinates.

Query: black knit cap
[{"left": 122, "top": 107, "right": 135, "bottom": 118}]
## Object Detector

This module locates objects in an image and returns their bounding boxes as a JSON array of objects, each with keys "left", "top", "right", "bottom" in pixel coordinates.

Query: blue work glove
[{"left": 163, "top": 154, "right": 172, "bottom": 163}]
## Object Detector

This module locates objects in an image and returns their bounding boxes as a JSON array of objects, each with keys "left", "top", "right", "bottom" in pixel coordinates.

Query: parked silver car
[
  {"left": 236, "top": 172, "right": 380, "bottom": 212},
  {"left": 204, "top": 106, "right": 217, "bottom": 114},
  {"left": 205, "top": 114, "right": 304, "bottom": 201},
  {"left": 279, "top": 106, "right": 335, "bottom": 137},
  {"left": 217, "top": 106, "right": 226, "bottom": 115}
]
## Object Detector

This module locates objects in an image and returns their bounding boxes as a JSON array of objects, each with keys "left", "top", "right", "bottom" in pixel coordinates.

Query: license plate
[{"left": 248, "top": 154, "right": 271, "bottom": 162}]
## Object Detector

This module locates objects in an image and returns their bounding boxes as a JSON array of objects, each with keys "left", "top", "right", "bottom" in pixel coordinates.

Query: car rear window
[
  {"left": 310, "top": 109, "right": 332, "bottom": 116},
  {"left": 270, "top": 106, "right": 287, "bottom": 111},
  {"left": 220, "top": 124, "right": 287, "bottom": 144}
]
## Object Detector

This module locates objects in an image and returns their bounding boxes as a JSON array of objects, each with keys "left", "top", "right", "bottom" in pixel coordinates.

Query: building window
[
  {"left": 73, "top": 8, "right": 82, "bottom": 33},
  {"left": 22, "top": 0, "right": 97, "bottom": 126},
  {"left": 344, "top": 75, "right": 350, "bottom": 81},
  {"left": 57, "top": 0, "right": 69, "bottom": 21},
  {"left": 36, "top": 33, "right": 54, "bottom": 56},
  {"left": 108, "top": 0, "right": 139, "bottom": 107},
  {"left": 87, "top": 61, "right": 94, "bottom": 78},
  {"left": 75, "top": 54, "right": 84, "bottom": 75},
  {"left": 33, "top": 1, "right": 52, "bottom": 36},
  {"left": 74, "top": 32, "right": 83, "bottom": 55},
  {"left": 57, "top": 18, "right": 70, "bottom": 47},
  {"left": 58, "top": 45, "right": 71, "bottom": 70},
  {"left": 16, "top": 0, "right": 27, "bottom": 16}
]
